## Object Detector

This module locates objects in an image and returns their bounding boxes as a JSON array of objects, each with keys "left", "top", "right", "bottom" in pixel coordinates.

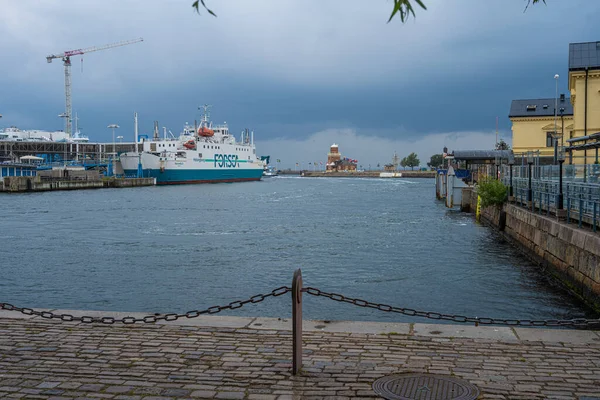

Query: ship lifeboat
[
  {"left": 197, "top": 127, "right": 214, "bottom": 137},
  {"left": 183, "top": 139, "right": 196, "bottom": 150}
]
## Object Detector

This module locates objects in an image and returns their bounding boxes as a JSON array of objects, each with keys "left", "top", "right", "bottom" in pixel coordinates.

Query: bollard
[{"left": 292, "top": 269, "right": 303, "bottom": 375}]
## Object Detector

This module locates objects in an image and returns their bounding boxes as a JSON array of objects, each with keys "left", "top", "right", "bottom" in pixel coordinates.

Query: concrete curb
[{"left": 1, "top": 310, "right": 599, "bottom": 344}]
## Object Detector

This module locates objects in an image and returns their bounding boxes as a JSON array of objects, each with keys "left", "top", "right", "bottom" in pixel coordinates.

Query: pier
[
  {"left": 2, "top": 266, "right": 599, "bottom": 399},
  {"left": 299, "top": 170, "right": 435, "bottom": 178},
  {"left": 1, "top": 175, "right": 155, "bottom": 192},
  {"left": 0, "top": 140, "right": 156, "bottom": 192},
  {"left": 0, "top": 311, "right": 599, "bottom": 399}
]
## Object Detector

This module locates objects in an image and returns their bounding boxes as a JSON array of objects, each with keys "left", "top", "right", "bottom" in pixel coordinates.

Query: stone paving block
[
  {"left": 215, "top": 392, "right": 246, "bottom": 399},
  {"left": 191, "top": 390, "right": 217, "bottom": 398}
]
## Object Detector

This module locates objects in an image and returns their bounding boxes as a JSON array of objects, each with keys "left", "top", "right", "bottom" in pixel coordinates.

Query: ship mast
[{"left": 198, "top": 104, "right": 212, "bottom": 128}]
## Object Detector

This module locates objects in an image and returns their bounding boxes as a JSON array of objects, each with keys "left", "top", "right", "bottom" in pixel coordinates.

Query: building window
[
  {"left": 570, "top": 131, "right": 574, "bottom": 139},
  {"left": 526, "top": 105, "right": 537, "bottom": 111},
  {"left": 546, "top": 132, "right": 554, "bottom": 147}
]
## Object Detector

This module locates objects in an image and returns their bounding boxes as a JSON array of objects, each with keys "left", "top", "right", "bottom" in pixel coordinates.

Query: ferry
[
  {"left": 120, "top": 105, "right": 264, "bottom": 185},
  {"left": 263, "top": 165, "right": 278, "bottom": 177}
]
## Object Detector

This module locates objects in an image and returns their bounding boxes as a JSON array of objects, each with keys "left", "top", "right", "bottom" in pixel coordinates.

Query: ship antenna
[{"left": 198, "top": 104, "right": 212, "bottom": 127}]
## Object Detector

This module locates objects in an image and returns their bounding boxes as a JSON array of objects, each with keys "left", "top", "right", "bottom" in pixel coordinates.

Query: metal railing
[
  {"left": 501, "top": 164, "right": 600, "bottom": 231},
  {"left": 566, "top": 182, "right": 600, "bottom": 229}
]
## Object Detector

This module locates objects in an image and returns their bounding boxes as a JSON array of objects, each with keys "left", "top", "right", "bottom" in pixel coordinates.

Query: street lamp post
[
  {"left": 557, "top": 146, "right": 565, "bottom": 215},
  {"left": 115, "top": 136, "right": 123, "bottom": 156},
  {"left": 59, "top": 113, "right": 69, "bottom": 164},
  {"left": 553, "top": 74, "right": 559, "bottom": 165},
  {"left": 560, "top": 107, "right": 565, "bottom": 148},
  {"left": 508, "top": 158, "right": 514, "bottom": 201},
  {"left": 527, "top": 151, "right": 534, "bottom": 210},
  {"left": 108, "top": 124, "right": 119, "bottom": 176},
  {"left": 494, "top": 155, "right": 500, "bottom": 180}
]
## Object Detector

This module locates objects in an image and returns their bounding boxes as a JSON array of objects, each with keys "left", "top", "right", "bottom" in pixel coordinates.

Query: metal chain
[
  {"left": 2, "top": 284, "right": 598, "bottom": 328},
  {"left": 302, "top": 287, "right": 600, "bottom": 327},
  {"left": 0, "top": 286, "right": 290, "bottom": 324}
]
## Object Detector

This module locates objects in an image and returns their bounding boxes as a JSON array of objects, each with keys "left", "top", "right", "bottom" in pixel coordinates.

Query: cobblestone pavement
[{"left": 1, "top": 318, "right": 599, "bottom": 400}]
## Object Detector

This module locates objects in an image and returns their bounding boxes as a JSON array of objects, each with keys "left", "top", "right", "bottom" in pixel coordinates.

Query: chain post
[{"left": 292, "top": 268, "right": 303, "bottom": 375}]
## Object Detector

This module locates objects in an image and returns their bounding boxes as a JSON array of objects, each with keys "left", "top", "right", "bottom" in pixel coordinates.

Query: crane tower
[{"left": 46, "top": 38, "right": 143, "bottom": 137}]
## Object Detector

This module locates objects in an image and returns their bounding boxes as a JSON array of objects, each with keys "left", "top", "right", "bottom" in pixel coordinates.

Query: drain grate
[{"left": 372, "top": 373, "right": 480, "bottom": 400}]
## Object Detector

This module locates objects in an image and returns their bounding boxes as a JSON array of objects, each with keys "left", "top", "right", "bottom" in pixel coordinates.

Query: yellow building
[
  {"left": 568, "top": 41, "right": 600, "bottom": 164},
  {"left": 509, "top": 96, "right": 573, "bottom": 160},
  {"left": 510, "top": 41, "right": 600, "bottom": 164}
]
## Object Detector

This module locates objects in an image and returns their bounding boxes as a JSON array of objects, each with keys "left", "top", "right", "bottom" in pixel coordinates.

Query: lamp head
[
  {"left": 554, "top": 74, "right": 559, "bottom": 80},
  {"left": 557, "top": 146, "right": 566, "bottom": 162},
  {"left": 526, "top": 151, "right": 534, "bottom": 164}
]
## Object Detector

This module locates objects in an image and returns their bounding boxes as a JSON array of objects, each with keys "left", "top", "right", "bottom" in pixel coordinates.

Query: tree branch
[{"left": 192, "top": 0, "right": 544, "bottom": 22}]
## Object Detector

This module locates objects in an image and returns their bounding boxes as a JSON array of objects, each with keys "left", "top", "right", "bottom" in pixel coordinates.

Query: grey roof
[
  {"left": 569, "top": 41, "right": 600, "bottom": 71},
  {"left": 509, "top": 98, "right": 573, "bottom": 118},
  {"left": 451, "top": 150, "right": 514, "bottom": 163}
]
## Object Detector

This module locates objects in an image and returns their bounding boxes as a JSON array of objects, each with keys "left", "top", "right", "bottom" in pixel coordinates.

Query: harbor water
[{"left": 1, "top": 177, "right": 597, "bottom": 324}]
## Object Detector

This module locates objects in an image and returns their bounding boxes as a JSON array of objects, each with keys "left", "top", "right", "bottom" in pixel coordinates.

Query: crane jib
[{"left": 64, "top": 49, "right": 84, "bottom": 57}]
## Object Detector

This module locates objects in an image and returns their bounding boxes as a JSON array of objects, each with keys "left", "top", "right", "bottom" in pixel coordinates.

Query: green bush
[{"left": 477, "top": 177, "right": 508, "bottom": 208}]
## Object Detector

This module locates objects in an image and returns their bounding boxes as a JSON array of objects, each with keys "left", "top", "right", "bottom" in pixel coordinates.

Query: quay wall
[
  {"left": 464, "top": 188, "right": 600, "bottom": 310},
  {"left": 1, "top": 176, "right": 155, "bottom": 192},
  {"left": 105, "top": 177, "right": 156, "bottom": 188}
]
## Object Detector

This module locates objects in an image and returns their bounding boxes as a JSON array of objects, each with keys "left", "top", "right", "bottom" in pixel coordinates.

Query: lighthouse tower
[{"left": 326, "top": 144, "right": 341, "bottom": 171}]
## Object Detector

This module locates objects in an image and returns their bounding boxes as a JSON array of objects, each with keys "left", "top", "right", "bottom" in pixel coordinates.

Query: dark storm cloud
[{"left": 1, "top": 0, "right": 598, "bottom": 161}]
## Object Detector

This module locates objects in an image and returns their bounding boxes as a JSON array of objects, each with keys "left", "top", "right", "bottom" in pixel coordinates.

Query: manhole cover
[{"left": 372, "top": 373, "right": 480, "bottom": 400}]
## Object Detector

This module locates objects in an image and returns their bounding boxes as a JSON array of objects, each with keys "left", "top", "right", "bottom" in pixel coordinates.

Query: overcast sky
[{"left": 1, "top": 0, "right": 598, "bottom": 167}]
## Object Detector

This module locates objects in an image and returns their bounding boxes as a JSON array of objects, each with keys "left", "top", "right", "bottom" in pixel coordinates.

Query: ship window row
[
  {"left": 157, "top": 143, "right": 175, "bottom": 148},
  {"left": 236, "top": 148, "right": 249, "bottom": 152},
  {"left": 202, "top": 145, "right": 220, "bottom": 150}
]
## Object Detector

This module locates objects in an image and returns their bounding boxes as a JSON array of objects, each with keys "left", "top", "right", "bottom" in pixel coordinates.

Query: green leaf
[
  {"left": 387, "top": 0, "right": 428, "bottom": 23},
  {"left": 192, "top": 0, "right": 217, "bottom": 17},
  {"left": 388, "top": 0, "right": 404, "bottom": 23}
]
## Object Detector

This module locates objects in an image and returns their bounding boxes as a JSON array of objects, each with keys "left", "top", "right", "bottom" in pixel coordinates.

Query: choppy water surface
[{"left": 1, "top": 177, "right": 596, "bottom": 324}]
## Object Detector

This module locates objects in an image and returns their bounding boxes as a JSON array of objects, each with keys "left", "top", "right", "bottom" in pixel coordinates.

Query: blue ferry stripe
[{"left": 123, "top": 167, "right": 263, "bottom": 185}]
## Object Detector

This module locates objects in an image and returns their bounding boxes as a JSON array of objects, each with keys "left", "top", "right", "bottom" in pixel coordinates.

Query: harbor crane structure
[{"left": 46, "top": 38, "right": 144, "bottom": 137}]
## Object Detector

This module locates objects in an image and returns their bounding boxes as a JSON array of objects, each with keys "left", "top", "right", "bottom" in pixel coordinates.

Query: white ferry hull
[{"left": 120, "top": 151, "right": 263, "bottom": 185}]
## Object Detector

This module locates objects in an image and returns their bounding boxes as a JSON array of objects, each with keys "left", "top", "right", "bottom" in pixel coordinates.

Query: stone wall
[{"left": 467, "top": 186, "right": 600, "bottom": 310}]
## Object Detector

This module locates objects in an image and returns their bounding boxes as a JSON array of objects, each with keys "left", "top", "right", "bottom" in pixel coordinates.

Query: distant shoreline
[{"left": 279, "top": 170, "right": 435, "bottom": 178}]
